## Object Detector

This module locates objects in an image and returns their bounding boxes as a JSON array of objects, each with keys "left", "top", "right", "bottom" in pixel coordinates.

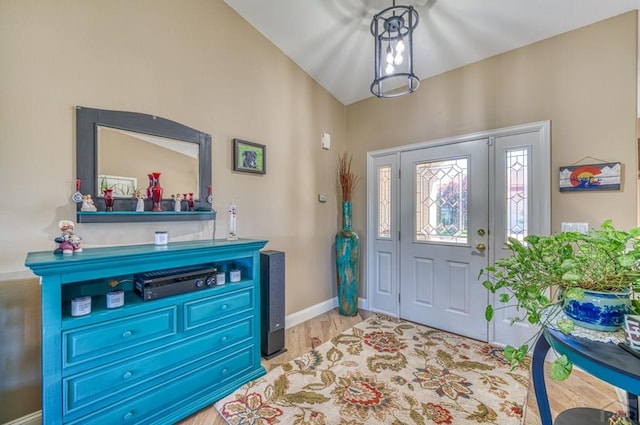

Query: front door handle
[{"left": 476, "top": 243, "right": 487, "bottom": 252}]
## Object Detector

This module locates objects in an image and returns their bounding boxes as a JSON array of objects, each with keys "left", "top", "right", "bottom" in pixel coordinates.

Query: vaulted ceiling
[{"left": 224, "top": 0, "right": 640, "bottom": 106}]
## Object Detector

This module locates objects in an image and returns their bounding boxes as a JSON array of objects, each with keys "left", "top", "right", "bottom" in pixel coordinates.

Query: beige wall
[
  {"left": 347, "top": 12, "right": 639, "bottom": 281},
  {"left": 0, "top": 277, "right": 41, "bottom": 422},
  {"left": 0, "top": 2, "right": 638, "bottom": 422},
  {"left": 0, "top": 1, "right": 345, "bottom": 422}
]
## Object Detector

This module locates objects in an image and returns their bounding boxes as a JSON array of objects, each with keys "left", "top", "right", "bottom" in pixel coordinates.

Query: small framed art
[
  {"left": 233, "top": 139, "right": 266, "bottom": 174},
  {"left": 558, "top": 162, "right": 622, "bottom": 192}
]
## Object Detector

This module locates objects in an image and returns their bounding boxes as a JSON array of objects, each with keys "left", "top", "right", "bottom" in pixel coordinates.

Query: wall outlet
[{"left": 561, "top": 222, "right": 589, "bottom": 233}]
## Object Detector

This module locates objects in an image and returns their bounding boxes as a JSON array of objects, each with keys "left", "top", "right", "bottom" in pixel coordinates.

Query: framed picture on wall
[
  {"left": 233, "top": 139, "right": 266, "bottom": 174},
  {"left": 558, "top": 162, "right": 622, "bottom": 192}
]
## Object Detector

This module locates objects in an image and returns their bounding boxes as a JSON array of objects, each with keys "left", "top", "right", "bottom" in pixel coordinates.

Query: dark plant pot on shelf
[
  {"left": 335, "top": 201, "right": 359, "bottom": 317},
  {"left": 563, "top": 288, "right": 631, "bottom": 332}
]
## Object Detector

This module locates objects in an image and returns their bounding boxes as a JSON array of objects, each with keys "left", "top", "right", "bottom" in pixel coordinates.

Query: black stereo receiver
[{"left": 134, "top": 264, "right": 218, "bottom": 301}]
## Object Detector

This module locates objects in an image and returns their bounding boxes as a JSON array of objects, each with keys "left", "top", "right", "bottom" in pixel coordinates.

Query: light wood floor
[{"left": 178, "top": 309, "right": 623, "bottom": 425}]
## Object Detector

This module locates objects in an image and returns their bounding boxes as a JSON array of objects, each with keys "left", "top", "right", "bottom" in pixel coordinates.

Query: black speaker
[{"left": 260, "top": 250, "right": 287, "bottom": 359}]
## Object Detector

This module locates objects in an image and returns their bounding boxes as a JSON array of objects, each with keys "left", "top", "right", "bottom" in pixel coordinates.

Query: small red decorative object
[
  {"left": 103, "top": 189, "right": 114, "bottom": 211},
  {"left": 151, "top": 172, "right": 163, "bottom": 212},
  {"left": 188, "top": 193, "right": 194, "bottom": 211}
]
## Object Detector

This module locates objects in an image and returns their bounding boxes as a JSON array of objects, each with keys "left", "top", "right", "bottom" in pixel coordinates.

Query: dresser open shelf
[{"left": 25, "top": 239, "right": 267, "bottom": 425}]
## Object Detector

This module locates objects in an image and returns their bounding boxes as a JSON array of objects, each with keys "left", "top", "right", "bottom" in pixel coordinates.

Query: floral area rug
[{"left": 214, "top": 314, "right": 530, "bottom": 425}]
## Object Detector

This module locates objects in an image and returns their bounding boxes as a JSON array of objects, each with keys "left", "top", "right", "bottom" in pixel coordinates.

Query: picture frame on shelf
[
  {"left": 233, "top": 139, "right": 266, "bottom": 175},
  {"left": 98, "top": 174, "right": 137, "bottom": 197}
]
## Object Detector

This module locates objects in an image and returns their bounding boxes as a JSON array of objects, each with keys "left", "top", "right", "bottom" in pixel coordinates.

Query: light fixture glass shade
[{"left": 370, "top": 3, "right": 420, "bottom": 98}]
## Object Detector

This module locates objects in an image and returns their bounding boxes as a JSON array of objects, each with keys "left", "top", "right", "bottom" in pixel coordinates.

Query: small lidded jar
[
  {"left": 229, "top": 267, "right": 241, "bottom": 283},
  {"left": 106, "top": 290, "right": 125, "bottom": 308},
  {"left": 71, "top": 296, "right": 92, "bottom": 316},
  {"left": 154, "top": 231, "right": 168, "bottom": 246}
]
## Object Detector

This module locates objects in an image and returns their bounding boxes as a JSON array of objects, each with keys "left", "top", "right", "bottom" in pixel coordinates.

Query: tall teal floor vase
[{"left": 335, "top": 200, "right": 360, "bottom": 316}]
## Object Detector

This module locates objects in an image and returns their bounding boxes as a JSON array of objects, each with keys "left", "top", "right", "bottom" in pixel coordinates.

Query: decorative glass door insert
[
  {"left": 415, "top": 158, "right": 468, "bottom": 244},
  {"left": 377, "top": 165, "right": 392, "bottom": 239},
  {"left": 505, "top": 148, "right": 528, "bottom": 242}
]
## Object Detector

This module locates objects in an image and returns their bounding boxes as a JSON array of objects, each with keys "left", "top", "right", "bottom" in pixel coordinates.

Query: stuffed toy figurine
[
  {"left": 80, "top": 194, "right": 97, "bottom": 212},
  {"left": 54, "top": 220, "right": 82, "bottom": 254}
]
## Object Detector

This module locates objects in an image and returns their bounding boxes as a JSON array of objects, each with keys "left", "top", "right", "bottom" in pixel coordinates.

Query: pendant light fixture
[{"left": 370, "top": 1, "right": 420, "bottom": 98}]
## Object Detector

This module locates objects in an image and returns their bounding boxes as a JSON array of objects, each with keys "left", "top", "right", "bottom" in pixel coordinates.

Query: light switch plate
[
  {"left": 561, "top": 222, "right": 589, "bottom": 233},
  {"left": 321, "top": 133, "right": 330, "bottom": 150},
  {"left": 318, "top": 193, "right": 327, "bottom": 203}
]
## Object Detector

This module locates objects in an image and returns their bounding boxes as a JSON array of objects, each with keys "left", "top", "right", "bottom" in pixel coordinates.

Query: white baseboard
[
  {"left": 3, "top": 410, "right": 41, "bottom": 425},
  {"left": 285, "top": 297, "right": 338, "bottom": 329},
  {"left": 358, "top": 297, "right": 369, "bottom": 311},
  {"left": 284, "top": 297, "right": 367, "bottom": 329}
]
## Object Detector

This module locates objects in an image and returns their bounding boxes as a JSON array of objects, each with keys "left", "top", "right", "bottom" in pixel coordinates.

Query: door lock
[
  {"left": 476, "top": 243, "right": 487, "bottom": 252},
  {"left": 477, "top": 228, "right": 486, "bottom": 236}
]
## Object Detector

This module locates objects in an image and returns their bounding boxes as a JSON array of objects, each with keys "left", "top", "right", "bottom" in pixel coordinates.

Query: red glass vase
[
  {"left": 103, "top": 189, "right": 114, "bottom": 212},
  {"left": 151, "top": 172, "right": 163, "bottom": 212}
]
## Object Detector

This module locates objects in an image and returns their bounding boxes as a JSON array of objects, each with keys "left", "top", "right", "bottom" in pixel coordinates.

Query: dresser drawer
[
  {"left": 63, "top": 316, "right": 253, "bottom": 416},
  {"left": 66, "top": 345, "right": 258, "bottom": 425},
  {"left": 63, "top": 306, "right": 177, "bottom": 368},
  {"left": 184, "top": 287, "right": 253, "bottom": 331}
]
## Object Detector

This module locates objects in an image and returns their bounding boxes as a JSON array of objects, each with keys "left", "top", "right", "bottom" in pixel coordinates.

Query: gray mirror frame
[{"left": 76, "top": 106, "right": 215, "bottom": 223}]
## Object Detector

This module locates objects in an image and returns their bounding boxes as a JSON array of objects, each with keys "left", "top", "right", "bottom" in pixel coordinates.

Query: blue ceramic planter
[
  {"left": 335, "top": 201, "right": 359, "bottom": 316},
  {"left": 563, "top": 289, "right": 631, "bottom": 332}
]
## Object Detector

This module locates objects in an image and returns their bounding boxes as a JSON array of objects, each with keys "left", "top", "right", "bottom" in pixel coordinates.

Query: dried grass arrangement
[{"left": 337, "top": 152, "right": 360, "bottom": 201}]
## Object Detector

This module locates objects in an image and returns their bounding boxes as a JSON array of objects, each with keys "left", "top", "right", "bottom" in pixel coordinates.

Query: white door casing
[{"left": 366, "top": 121, "right": 550, "bottom": 346}]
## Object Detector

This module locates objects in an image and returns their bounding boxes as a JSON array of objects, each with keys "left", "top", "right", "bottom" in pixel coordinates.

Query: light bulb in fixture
[
  {"left": 370, "top": 3, "right": 420, "bottom": 97},
  {"left": 386, "top": 51, "right": 394, "bottom": 64},
  {"left": 385, "top": 63, "right": 394, "bottom": 75}
]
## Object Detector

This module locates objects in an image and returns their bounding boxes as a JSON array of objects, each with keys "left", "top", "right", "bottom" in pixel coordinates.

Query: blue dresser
[{"left": 25, "top": 239, "right": 267, "bottom": 424}]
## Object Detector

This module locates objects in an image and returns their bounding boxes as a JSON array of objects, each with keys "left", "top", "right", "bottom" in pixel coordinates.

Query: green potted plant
[{"left": 480, "top": 219, "right": 640, "bottom": 380}]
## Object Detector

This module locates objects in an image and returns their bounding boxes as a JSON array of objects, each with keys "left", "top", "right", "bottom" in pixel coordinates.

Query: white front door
[
  {"left": 399, "top": 139, "right": 489, "bottom": 340},
  {"left": 366, "top": 121, "right": 550, "bottom": 346}
]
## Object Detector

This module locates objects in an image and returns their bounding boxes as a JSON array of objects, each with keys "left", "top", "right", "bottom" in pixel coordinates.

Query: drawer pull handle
[
  {"left": 122, "top": 371, "right": 132, "bottom": 379},
  {"left": 122, "top": 330, "right": 132, "bottom": 338},
  {"left": 123, "top": 411, "right": 134, "bottom": 421},
  {"left": 221, "top": 304, "right": 228, "bottom": 310},
  {"left": 222, "top": 368, "right": 228, "bottom": 374},
  {"left": 221, "top": 336, "right": 228, "bottom": 343}
]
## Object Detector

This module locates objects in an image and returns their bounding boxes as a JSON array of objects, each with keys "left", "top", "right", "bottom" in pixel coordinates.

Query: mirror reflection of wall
[{"left": 97, "top": 127, "right": 199, "bottom": 198}]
